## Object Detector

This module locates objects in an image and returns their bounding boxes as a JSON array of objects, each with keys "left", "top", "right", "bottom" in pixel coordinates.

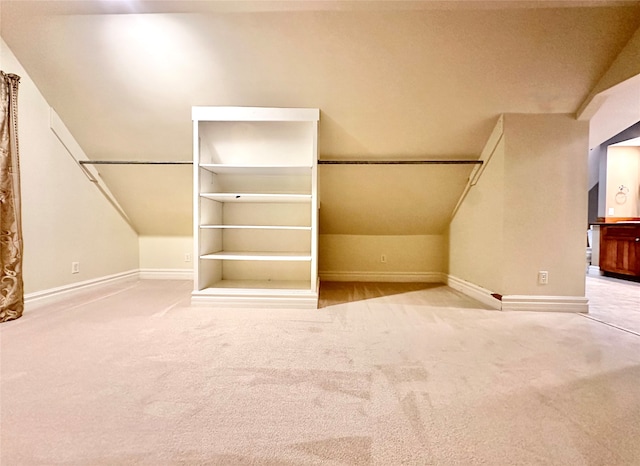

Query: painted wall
[
  {"left": 598, "top": 146, "right": 608, "bottom": 218},
  {"left": 590, "top": 120, "right": 640, "bottom": 218},
  {"left": 448, "top": 137, "right": 506, "bottom": 293},
  {"left": 1, "top": 38, "right": 139, "bottom": 294},
  {"left": 319, "top": 164, "right": 473, "bottom": 236},
  {"left": 588, "top": 147, "right": 600, "bottom": 191},
  {"left": 606, "top": 146, "right": 640, "bottom": 218},
  {"left": 583, "top": 25, "right": 640, "bottom": 149},
  {"left": 317, "top": 163, "right": 472, "bottom": 281},
  {"left": 587, "top": 76, "right": 640, "bottom": 150},
  {"left": 502, "top": 114, "right": 588, "bottom": 297},
  {"left": 139, "top": 236, "right": 193, "bottom": 272},
  {"left": 319, "top": 234, "right": 446, "bottom": 281},
  {"left": 450, "top": 114, "right": 589, "bottom": 298}
]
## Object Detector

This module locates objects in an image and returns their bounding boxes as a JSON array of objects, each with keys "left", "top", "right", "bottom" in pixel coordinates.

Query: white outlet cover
[{"left": 538, "top": 271, "right": 548, "bottom": 285}]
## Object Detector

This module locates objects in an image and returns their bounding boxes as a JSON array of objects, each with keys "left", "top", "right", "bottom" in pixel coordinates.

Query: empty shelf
[
  {"left": 200, "top": 225, "right": 311, "bottom": 230},
  {"left": 197, "top": 280, "right": 313, "bottom": 292},
  {"left": 200, "top": 164, "right": 312, "bottom": 175},
  {"left": 200, "top": 251, "right": 312, "bottom": 261},
  {"left": 201, "top": 193, "right": 311, "bottom": 203}
]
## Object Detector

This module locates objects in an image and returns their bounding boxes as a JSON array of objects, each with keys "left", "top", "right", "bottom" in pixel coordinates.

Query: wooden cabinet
[
  {"left": 599, "top": 225, "right": 640, "bottom": 278},
  {"left": 192, "top": 106, "right": 320, "bottom": 308}
]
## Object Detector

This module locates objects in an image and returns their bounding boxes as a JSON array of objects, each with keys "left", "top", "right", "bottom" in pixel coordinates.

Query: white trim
[
  {"left": 24, "top": 269, "right": 139, "bottom": 310},
  {"left": 470, "top": 114, "right": 503, "bottom": 187},
  {"left": 191, "top": 280, "right": 319, "bottom": 309},
  {"left": 139, "top": 269, "right": 193, "bottom": 280},
  {"left": 501, "top": 295, "right": 589, "bottom": 313},
  {"left": 24, "top": 269, "right": 193, "bottom": 311},
  {"left": 446, "top": 274, "right": 589, "bottom": 313},
  {"left": 192, "top": 106, "right": 319, "bottom": 122},
  {"left": 191, "top": 294, "right": 318, "bottom": 309},
  {"left": 50, "top": 108, "right": 134, "bottom": 230},
  {"left": 587, "top": 265, "right": 602, "bottom": 276},
  {"left": 319, "top": 271, "right": 445, "bottom": 283},
  {"left": 450, "top": 115, "right": 504, "bottom": 219},
  {"left": 446, "top": 274, "right": 502, "bottom": 309}
]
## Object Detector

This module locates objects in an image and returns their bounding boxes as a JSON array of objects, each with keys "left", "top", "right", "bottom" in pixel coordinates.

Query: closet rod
[
  {"left": 318, "top": 160, "right": 482, "bottom": 165},
  {"left": 79, "top": 160, "right": 192, "bottom": 165}
]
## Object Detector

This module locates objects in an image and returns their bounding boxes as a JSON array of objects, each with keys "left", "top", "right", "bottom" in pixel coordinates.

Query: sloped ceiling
[{"left": 1, "top": 1, "right": 640, "bottom": 235}]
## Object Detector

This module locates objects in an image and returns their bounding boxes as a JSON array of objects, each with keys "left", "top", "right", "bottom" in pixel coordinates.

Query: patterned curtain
[{"left": 0, "top": 71, "right": 23, "bottom": 323}]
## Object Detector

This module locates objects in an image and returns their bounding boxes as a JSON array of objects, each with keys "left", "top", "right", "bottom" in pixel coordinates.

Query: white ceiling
[{"left": 1, "top": 0, "right": 639, "bottom": 235}]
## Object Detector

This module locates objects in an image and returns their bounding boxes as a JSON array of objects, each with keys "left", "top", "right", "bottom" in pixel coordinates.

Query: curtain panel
[{"left": 0, "top": 71, "right": 23, "bottom": 322}]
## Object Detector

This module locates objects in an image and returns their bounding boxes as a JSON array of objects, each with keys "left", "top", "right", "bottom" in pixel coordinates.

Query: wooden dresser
[{"left": 599, "top": 223, "right": 640, "bottom": 278}]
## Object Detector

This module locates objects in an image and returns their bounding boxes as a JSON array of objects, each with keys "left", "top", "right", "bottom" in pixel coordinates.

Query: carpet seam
[{"left": 578, "top": 313, "right": 640, "bottom": 338}]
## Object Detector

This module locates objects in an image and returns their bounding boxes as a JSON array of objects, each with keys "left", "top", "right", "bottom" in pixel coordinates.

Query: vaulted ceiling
[{"left": 1, "top": 0, "right": 639, "bottom": 235}]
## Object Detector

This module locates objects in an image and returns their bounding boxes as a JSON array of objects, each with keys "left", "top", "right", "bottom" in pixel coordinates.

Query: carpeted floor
[
  {"left": 584, "top": 274, "right": 640, "bottom": 336},
  {"left": 1, "top": 278, "right": 639, "bottom": 465}
]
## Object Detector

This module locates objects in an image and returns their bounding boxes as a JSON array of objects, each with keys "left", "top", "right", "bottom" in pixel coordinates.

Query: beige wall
[
  {"left": 605, "top": 146, "right": 640, "bottom": 218},
  {"left": 502, "top": 114, "right": 589, "bottom": 297},
  {"left": 319, "top": 164, "right": 472, "bottom": 236},
  {"left": 319, "top": 234, "right": 445, "bottom": 281},
  {"left": 450, "top": 114, "right": 589, "bottom": 298},
  {"left": 1, "top": 32, "right": 592, "bottom": 295},
  {"left": 1, "top": 38, "right": 139, "bottom": 293},
  {"left": 448, "top": 137, "right": 506, "bottom": 293},
  {"left": 139, "top": 236, "right": 193, "bottom": 270}
]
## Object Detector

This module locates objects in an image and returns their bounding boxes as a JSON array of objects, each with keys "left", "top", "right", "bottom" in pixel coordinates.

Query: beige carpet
[
  {"left": 584, "top": 274, "right": 640, "bottom": 335},
  {"left": 1, "top": 279, "right": 640, "bottom": 465}
]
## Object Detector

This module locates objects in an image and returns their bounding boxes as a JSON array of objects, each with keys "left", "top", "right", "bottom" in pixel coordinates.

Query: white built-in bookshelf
[{"left": 192, "top": 107, "right": 319, "bottom": 308}]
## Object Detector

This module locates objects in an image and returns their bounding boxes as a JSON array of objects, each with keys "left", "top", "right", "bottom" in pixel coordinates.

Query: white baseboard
[
  {"left": 139, "top": 269, "right": 193, "bottom": 280},
  {"left": 24, "top": 269, "right": 193, "bottom": 311},
  {"left": 24, "top": 269, "right": 139, "bottom": 310},
  {"left": 23, "top": 269, "right": 588, "bottom": 314},
  {"left": 446, "top": 274, "right": 588, "bottom": 313},
  {"left": 446, "top": 274, "right": 502, "bottom": 309},
  {"left": 319, "top": 271, "right": 445, "bottom": 283},
  {"left": 191, "top": 294, "right": 318, "bottom": 309},
  {"left": 587, "top": 265, "right": 602, "bottom": 276},
  {"left": 501, "top": 295, "right": 589, "bottom": 313}
]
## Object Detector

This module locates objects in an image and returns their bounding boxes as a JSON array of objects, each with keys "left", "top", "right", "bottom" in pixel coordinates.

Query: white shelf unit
[{"left": 192, "top": 106, "right": 320, "bottom": 308}]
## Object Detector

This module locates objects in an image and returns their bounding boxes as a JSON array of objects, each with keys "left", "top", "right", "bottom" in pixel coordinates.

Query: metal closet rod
[
  {"left": 318, "top": 159, "right": 482, "bottom": 165},
  {"left": 79, "top": 160, "right": 482, "bottom": 166},
  {"left": 79, "top": 160, "right": 192, "bottom": 165}
]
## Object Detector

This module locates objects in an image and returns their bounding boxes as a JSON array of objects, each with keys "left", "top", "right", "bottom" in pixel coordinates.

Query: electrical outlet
[
  {"left": 380, "top": 254, "right": 387, "bottom": 263},
  {"left": 608, "top": 207, "right": 615, "bottom": 215},
  {"left": 538, "top": 270, "right": 548, "bottom": 285},
  {"left": 71, "top": 262, "right": 80, "bottom": 274},
  {"left": 184, "top": 253, "right": 192, "bottom": 262}
]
